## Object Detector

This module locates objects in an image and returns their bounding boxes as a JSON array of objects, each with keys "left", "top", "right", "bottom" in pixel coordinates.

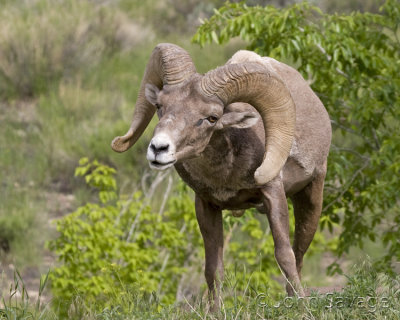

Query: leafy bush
[
  {"left": 0, "top": 0, "right": 145, "bottom": 99},
  {"left": 48, "top": 158, "right": 204, "bottom": 310},
  {"left": 193, "top": 0, "right": 400, "bottom": 274}
]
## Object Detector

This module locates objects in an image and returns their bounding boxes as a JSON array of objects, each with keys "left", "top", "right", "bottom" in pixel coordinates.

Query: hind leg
[
  {"left": 261, "top": 178, "right": 304, "bottom": 297},
  {"left": 291, "top": 166, "right": 327, "bottom": 278}
]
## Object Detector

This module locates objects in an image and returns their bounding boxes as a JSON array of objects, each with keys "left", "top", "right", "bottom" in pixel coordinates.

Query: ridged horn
[
  {"left": 111, "top": 43, "right": 196, "bottom": 152},
  {"left": 201, "top": 62, "right": 296, "bottom": 185}
]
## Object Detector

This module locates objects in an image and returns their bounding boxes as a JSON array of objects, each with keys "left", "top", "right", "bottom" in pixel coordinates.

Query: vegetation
[
  {"left": 194, "top": 0, "right": 400, "bottom": 274},
  {"left": 0, "top": 0, "right": 131, "bottom": 99},
  {"left": 47, "top": 158, "right": 204, "bottom": 309},
  {"left": 2, "top": 263, "right": 400, "bottom": 319},
  {"left": 0, "top": 0, "right": 146, "bottom": 266},
  {"left": 0, "top": 0, "right": 230, "bottom": 267}
]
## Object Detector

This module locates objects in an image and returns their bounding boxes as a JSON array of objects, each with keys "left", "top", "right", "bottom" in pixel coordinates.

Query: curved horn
[
  {"left": 111, "top": 43, "right": 196, "bottom": 152},
  {"left": 201, "top": 62, "right": 295, "bottom": 185}
]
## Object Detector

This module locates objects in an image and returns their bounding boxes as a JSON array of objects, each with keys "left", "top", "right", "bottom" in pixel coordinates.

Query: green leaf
[{"left": 211, "top": 30, "right": 219, "bottom": 44}]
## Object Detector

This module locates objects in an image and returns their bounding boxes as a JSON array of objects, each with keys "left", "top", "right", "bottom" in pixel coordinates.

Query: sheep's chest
[{"left": 174, "top": 162, "right": 263, "bottom": 210}]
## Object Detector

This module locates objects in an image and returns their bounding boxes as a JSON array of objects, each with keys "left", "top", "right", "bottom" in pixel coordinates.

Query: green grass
[
  {"left": 1, "top": 263, "right": 399, "bottom": 319},
  {"left": 0, "top": 102, "right": 47, "bottom": 266}
]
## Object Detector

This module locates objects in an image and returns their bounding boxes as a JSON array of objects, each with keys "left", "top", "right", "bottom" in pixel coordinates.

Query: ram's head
[{"left": 111, "top": 43, "right": 296, "bottom": 185}]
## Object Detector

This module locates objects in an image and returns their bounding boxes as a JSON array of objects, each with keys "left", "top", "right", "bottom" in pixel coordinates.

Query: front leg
[
  {"left": 261, "top": 178, "right": 304, "bottom": 297},
  {"left": 195, "top": 194, "right": 224, "bottom": 311}
]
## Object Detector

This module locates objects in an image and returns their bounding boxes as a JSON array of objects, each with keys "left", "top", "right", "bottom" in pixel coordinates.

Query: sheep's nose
[
  {"left": 150, "top": 141, "right": 169, "bottom": 154},
  {"left": 146, "top": 133, "right": 176, "bottom": 168}
]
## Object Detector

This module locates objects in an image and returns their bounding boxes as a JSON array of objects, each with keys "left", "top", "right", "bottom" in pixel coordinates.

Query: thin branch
[
  {"left": 315, "top": 43, "right": 331, "bottom": 61},
  {"left": 154, "top": 251, "right": 170, "bottom": 300},
  {"left": 157, "top": 222, "right": 187, "bottom": 297},
  {"left": 330, "top": 119, "right": 376, "bottom": 149},
  {"left": 126, "top": 170, "right": 171, "bottom": 242},
  {"left": 223, "top": 221, "right": 238, "bottom": 256},
  {"left": 323, "top": 159, "right": 370, "bottom": 212},
  {"left": 371, "top": 128, "right": 381, "bottom": 150},
  {"left": 176, "top": 243, "right": 198, "bottom": 302},
  {"left": 330, "top": 119, "right": 358, "bottom": 136},
  {"left": 141, "top": 171, "right": 151, "bottom": 195},
  {"left": 158, "top": 175, "right": 173, "bottom": 215},
  {"left": 335, "top": 67, "right": 349, "bottom": 79},
  {"left": 315, "top": 43, "right": 351, "bottom": 80},
  {"left": 393, "top": 23, "right": 400, "bottom": 45},
  {"left": 115, "top": 188, "right": 138, "bottom": 226},
  {"left": 330, "top": 145, "right": 370, "bottom": 161}
]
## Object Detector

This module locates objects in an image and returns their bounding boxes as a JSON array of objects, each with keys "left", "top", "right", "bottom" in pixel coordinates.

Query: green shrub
[
  {"left": 47, "top": 158, "right": 204, "bottom": 310},
  {"left": 0, "top": 0, "right": 142, "bottom": 99}
]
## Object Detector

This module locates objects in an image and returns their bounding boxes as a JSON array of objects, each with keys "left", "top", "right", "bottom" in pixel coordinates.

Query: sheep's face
[{"left": 145, "top": 80, "right": 258, "bottom": 170}]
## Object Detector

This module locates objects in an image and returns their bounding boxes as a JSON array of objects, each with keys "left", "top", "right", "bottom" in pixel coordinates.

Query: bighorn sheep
[{"left": 111, "top": 43, "right": 331, "bottom": 306}]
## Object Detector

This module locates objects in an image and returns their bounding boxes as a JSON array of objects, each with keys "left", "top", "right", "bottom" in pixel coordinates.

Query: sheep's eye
[
  {"left": 155, "top": 103, "right": 162, "bottom": 109},
  {"left": 207, "top": 116, "right": 218, "bottom": 124}
]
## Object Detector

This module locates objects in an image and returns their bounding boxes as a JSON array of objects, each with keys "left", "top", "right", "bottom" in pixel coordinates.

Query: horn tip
[
  {"left": 111, "top": 136, "right": 129, "bottom": 153},
  {"left": 254, "top": 167, "right": 276, "bottom": 186}
]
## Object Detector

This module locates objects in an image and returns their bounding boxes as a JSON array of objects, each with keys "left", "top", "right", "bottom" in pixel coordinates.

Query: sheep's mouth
[{"left": 150, "top": 160, "right": 176, "bottom": 170}]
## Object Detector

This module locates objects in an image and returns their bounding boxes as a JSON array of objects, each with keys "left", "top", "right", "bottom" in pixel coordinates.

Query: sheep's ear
[
  {"left": 219, "top": 111, "right": 259, "bottom": 129},
  {"left": 145, "top": 83, "right": 160, "bottom": 106}
]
